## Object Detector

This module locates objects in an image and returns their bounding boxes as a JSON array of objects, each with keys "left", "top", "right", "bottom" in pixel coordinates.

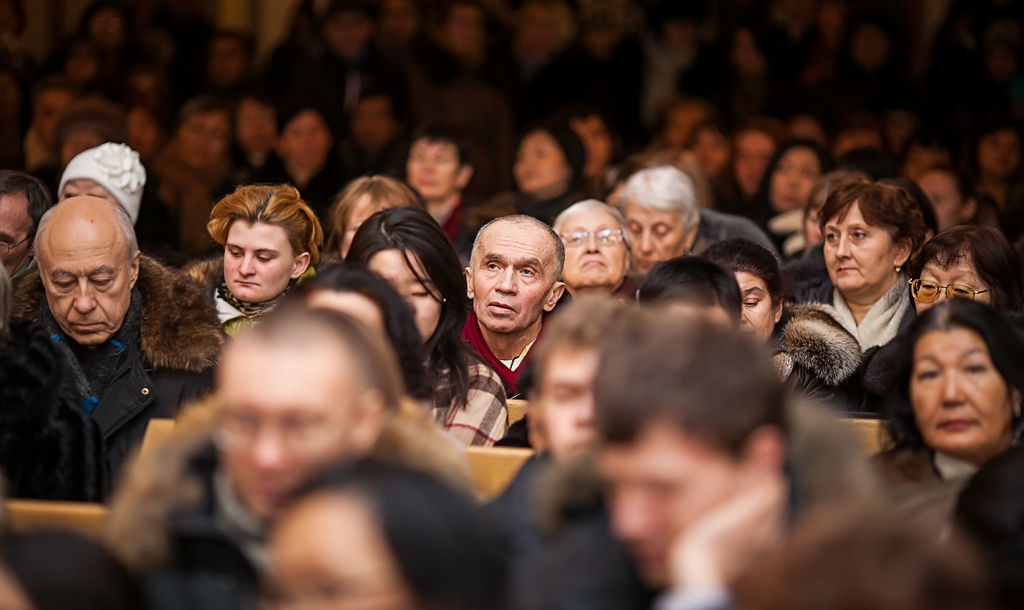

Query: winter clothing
[
  {"left": 692, "top": 209, "right": 777, "bottom": 255},
  {"left": 831, "top": 277, "right": 911, "bottom": 351},
  {"left": 462, "top": 311, "right": 538, "bottom": 398},
  {"left": 59, "top": 143, "right": 147, "bottom": 223},
  {"left": 434, "top": 362, "right": 509, "bottom": 446},
  {"left": 772, "top": 304, "right": 863, "bottom": 408}
]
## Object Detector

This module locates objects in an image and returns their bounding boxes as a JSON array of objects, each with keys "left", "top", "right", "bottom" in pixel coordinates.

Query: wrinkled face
[
  {"left": 534, "top": 346, "right": 599, "bottom": 460},
  {"left": 915, "top": 258, "right": 992, "bottom": 314},
  {"left": 624, "top": 201, "right": 695, "bottom": 275},
  {"left": 918, "top": 170, "right": 971, "bottom": 232},
  {"left": 736, "top": 271, "right": 782, "bottom": 343},
  {"left": 60, "top": 178, "right": 117, "bottom": 206},
  {"left": 514, "top": 130, "right": 573, "bottom": 201},
  {"left": 559, "top": 208, "right": 629, "bottom": 295},
  {"left": 268, "top": 493, "right": 415, "bottom": 610},
  {"left": 236, "top": 98, "right": 278, "bottom": 156},
  {"left": 406, "top": 139, "right": 470, "bottom": 203},
  {"left": 570, "top": 115, "right": 614, "bottom": 177},
  {"left": 36, "top": 202, "right": 139, "bottom": 346},
  {"left": 217, "top": 338, "right": 383, "bottom": 520},
  {"left": 278, "top": 110, "right": 333, "bottom": 173},
  {"left": 823, "top": 202, "right": 909, "bottom": 305},
  {"left": 733, "top": 130, "right": 775, "bottom": 198},
  {"left": 32, "top": 88, "right": 74, "bottom": 148},
  {"left": 177, "top": 111, "right": 231, "bottom": 170},
  {"left": 306, "top": 290, "right": 385, "bottom": 335},
  {"left": 466, "top": 223, "right": 563, "bottom": 337},
  {"left": 599, "top": 424, "right": 749, "bottom": 588},
  {"left": 0, "top": 193, "right": 34, "bottom": 277},
  {"left": 977, "top": 128, "right": 1022, "bottom": 181},
  {"left": 910, "top": 328, "right": 1018, "bottom": 467},
  {"left": 368, "top": 249, "right": 442, "bottom": 343},
  {"left": 223, "top": 221, "right": 309, "bottom": 304},
  {"left": 769, "top": 147, "right": 821, "bottom": 213}
]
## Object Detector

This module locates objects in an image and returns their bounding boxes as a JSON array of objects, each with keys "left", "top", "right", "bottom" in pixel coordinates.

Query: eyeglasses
[
  {"left": 213, "top": 410, "right": 345, "bottom": 458},
  {"left": 560, "top": 229, "right": 625, "bottom": 247},
  {"left": 908, "top": 278, "right": 989, "bottom": 303},
  {"left": 0, "top": 235, "right": 29, "bottom": 254}
]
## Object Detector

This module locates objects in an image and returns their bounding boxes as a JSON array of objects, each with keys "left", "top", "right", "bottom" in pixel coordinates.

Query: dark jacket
[
  {"left": 693, "top": 209, "right": 777, "bottom": 255},
  {"left": 12, "top": 256, "right": 223, "bottom": 480},
  {"left": 0, "top": 320, "right": 106, "bottom": 501},
  {"left": 772, "top": 304, "right": 862, "bottom": 409}
]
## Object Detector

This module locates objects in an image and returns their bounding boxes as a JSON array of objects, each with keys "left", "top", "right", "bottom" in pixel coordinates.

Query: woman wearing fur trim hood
[{"left": 704, "top": 237, "right": 862, "bottom": 409}]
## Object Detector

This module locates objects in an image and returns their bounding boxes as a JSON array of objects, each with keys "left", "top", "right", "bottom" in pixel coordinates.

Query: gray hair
[
  {"left": 471, "top": 214, "right": 565, "bottom": 280},
  {"left": 36, "top": 197, "right": 138, "bottom": 265},
  {"left": 620, "top": 165, "right": 700, "bottom": 229},
  {"left": 0, "top": 262, "right": 10, "bottom": 340},
  {"left": 553, "top": 199, "right": 632, "bottom": 252}
]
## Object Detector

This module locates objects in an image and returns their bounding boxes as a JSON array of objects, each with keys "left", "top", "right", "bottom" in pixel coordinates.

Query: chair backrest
[
  {"left": 465, "top": 446, "right": 533, "bottom": 500},
  {"left": 5, "top": 500, "right": 107, "bottom": 537},
  {"left": 507, "top": 399, "right": 528, "bottom": 426},
  {"left": 839, "top": 418, "right": 890, "bottom": 455},
  {"left": 141, "top": 417, "right": 177, "bottom": 456}
]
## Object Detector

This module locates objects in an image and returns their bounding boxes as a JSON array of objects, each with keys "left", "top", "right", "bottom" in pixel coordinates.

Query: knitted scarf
[
  {"left": 831, "top": 277, "right": 910, "bottom": 352},
  {"left": 39, "top": 289, "right": 142, "bottom": 415},
  {"left": 462, "top": 311, "right": 544, "bottom": 397},
  {"left": 216, "top": 281, "right": 288, "bottom": 337}
]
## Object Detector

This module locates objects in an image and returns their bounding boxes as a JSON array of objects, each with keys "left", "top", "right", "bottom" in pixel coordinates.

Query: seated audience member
[
  {"left": 876, "top": 300, "right": 1024, "bottom": 523},
  {"left": 231, "top": 92, "right": 278, "bottom": 186},
  {"left": 11, "top": 197, "right": 221, "bottom": 478},
  {"left": 621, "top": 165, "right": 774, "bottom": 276},
  {"left": 463, "top": 215, "right": 566, "bottom": 398},
  {"left": 267, "top": 461, "right": 504, "bottom": 610},
  {"left": 58, "top": 142, "right": 146, "bottom": 224},
  {"left": 296, "top": 264, "right": 432, "bottom": 405},
  {"left": 405, "top": 123, "right": 474, "bottom": 252},
  {"left": 338, "top": 89, "right": 409, "bottom": 183},
  {"left": 188, "top": 184, "right": 322, "bottom": 336},
  {"left": 704, "top": 238, "right": 861, "bottom": 406},
  {"left": 107, "top": 307, "right": 465, "bottom": 610},
  {"left": 916, "top": 165, "right": 979, "bottom": 232},
  {"left": 326, "top": 175, "right": 421, "bottom": 258},
  {"left": 719, "top": 119, "right": 782, "bottom": 217},
  {"left": 552, "top": 200, "right": 635, "bottom": 301},
  {"left": 752, "top": 141, "right": 829, "bottom": 250},
  {"left": 23, "top": 76, "right": 77, "bottom": 172},
  {"left": 35, "top": 98, "right": 128, "bottom": 194},
  {"left": 908, "top": 225, "right": 1024, "bottom": 315},
  {"left": 638, "top": 256, "right": 741, "bottom": 328},
  {"left": 347, "top": 207, "right": 508, "bottom": 445},
  {"left": 0, "top": 171, "right": 50, "bottom": 279},
  {"left": 955, "top": 445, "right": 1024, "bottom": 610},
  {"left": 0, "top": 262, "right": 104, "bottom": 501},
  {"left": 150, "top": 95, "right": 234, "bottom": 257},
  {"left": 0, "top": 530, "right": 147, "bottom": 610}
]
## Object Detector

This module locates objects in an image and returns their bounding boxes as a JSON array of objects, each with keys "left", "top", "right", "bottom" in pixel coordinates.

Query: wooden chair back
[
  {"left": 465, "top": 446, "right": 533, "bottom": 500},
  {"left": 5, "top": 500, "right": 107, "bottom": 537},
  {"left": 839, "top": 418, "right": 890, "bottom": 455},
  {"left": 507, "top": 399, "right": 528, "bottom": 426}
]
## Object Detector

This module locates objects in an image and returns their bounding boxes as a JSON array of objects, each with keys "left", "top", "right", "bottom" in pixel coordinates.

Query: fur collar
[
  {"left": 12, "top": 256, "right": 223, "bottom": 373},
  {"left": 184, "top": 256, "right": 224, "bottom": 301},
  {"left": 774, "top": 303, "right": 862, "bottom": 386}
]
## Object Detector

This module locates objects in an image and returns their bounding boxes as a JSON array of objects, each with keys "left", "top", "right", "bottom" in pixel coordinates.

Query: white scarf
[{"left": 832, "top": 277, "right": 910, "bottom": 351}]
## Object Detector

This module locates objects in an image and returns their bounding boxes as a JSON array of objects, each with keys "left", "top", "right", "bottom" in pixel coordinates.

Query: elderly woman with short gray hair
[{"left": 553, "top": 199, "right": 636, "bottom": 301}]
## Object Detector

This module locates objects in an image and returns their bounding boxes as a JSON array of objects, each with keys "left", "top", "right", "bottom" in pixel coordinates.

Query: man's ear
[
  {"left": 456, "top": 165, "right": 474, "bottom": 190},
  {"left": 291, "top": 252, "right": 312, "bottom": 279},
  {"left": 543, "top": 281, "right": 566, "bottom": 312},
  {"left": 348, "top": 388, "right": 387, "bottom": 457},
  {"left": 128, "top": 250, "right": 141, "bottom": 289},
  {"left": 465, "top": 267, "right": 475, "bottom": 300}
]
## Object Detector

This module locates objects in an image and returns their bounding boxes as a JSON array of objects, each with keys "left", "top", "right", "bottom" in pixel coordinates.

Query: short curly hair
[{"left": 207, "top": 184, "right": 323, "bottom": 265}]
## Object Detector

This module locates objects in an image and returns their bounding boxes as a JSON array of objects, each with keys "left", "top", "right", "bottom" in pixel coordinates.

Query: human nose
[
  {"left": 834, "top": 234, "right": 851, "bottom": 258},
  {"left": 495, "top": 266, "right": 517, "bottom": 293},
  {"left": 72, "top": 282, "right": 97, "bottom": 313},
  {"left": 638, "top": 230, "right": 656, "bottom": 254},
  {"left": 941, "top": 371, "right": 965, "bottom": 405},
  {"left": 610, "top": 488, "right": 656, "bottom": 544},
  {"left": 250, "top": 425, "right": 289, "bottom": 469},
  {"left": 584, "top": 233, "right": 601, "bottom": 252},
  {"left": 239, "top": 254, "right": 257, "bottom": 276}
]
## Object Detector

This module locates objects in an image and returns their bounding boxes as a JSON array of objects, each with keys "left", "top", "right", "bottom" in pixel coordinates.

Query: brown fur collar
[
  {"left": 12, "top": 255, "right": 223, "bottom": 373},
  {"left": 184, "top": 256, "right": 223, "bottom": 302},
  {"left": 774, "top": 303, "right": 861, "bottom": 386}
]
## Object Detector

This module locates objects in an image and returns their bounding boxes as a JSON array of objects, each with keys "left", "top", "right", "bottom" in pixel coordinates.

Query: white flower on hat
[{"left": 92, "top": 142, "right": 144, "bottom": 194}]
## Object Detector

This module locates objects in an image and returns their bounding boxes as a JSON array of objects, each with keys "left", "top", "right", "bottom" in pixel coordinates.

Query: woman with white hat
[{"left": 58, "top": 142, "right": 146, "bottom": 225}]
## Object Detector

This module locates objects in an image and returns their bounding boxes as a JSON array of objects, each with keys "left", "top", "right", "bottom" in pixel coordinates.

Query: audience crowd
[{"left": 0, "top": 0, "right": 1024, "bottom": 608}]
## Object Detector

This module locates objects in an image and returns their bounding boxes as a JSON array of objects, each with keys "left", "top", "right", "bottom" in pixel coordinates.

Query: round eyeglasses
[
  {"left": 560, "top": 229, "right": 625, "bottom": 247},
  {"left": 908, "top": 278, "right": 989, "bottom": 303}
]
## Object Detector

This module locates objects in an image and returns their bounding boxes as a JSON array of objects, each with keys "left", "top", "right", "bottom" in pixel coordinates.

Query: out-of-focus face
[
  {"left": 624, "top": 201, "right": 695, "bottom": 275},
  {"left": 406, "top": 139, "right": 471, "bottom": 203},
  {"left": 518, "top": 5, "right": 564, "bottom": 59},
  {"left": 662, "top": 104, "right": 707, "bottom": 150},
  {"left": 910, "top": 328, "right": 1018, "bottom": 467},
  {"left": 977, "top": 128, "right": 1022, "bottom": 181},
  {"left": 87, "top": 7, "right": 125, "bottom": 50},
  {"left": 340, "top": 194, "right": 383, "bottom": 258},
  {"left": 914, "top": 257, "right": 992, "bottom": 314},
  {"left": 0, "top": 192, "right": 33, "bottom": 277},
  {"left": 322, "top": 10, "right": 375, "bottom": 58},
  {"left": 32, "top": 88, "right": 74, "bottom": 149},
  {"left": 216, "top": 337, "right": 384, "bottom": 520},
  {"left": 368, "top": 248, "right": 442, "bottom": 343},
  {"left": 235, "top": 98, "right": 278, "bottom": 156},
  {"left": 736, "top": 271, "right": 781, "bottom": 343},
  {"left": 692, "top": 127, "right": 730, "bottom": 182},
  {"left": 60, "top": 178, "right": 117, "bottom": 206},
  {"left": 378, "top": 0, "right": 420, "bottom": 47},
  {"left": 176, "top": 110, "right": 232, "bottom": 171},
  {"left": 918, "top": 170, "right": 974, "bottom": 232},
  {"left": 823, "top": 202, "right": 909, "bottom": 306},
  {"left": 803, "top": 205, "right": 823, "bottom": 250},
  {"left": 36, "top": 197, "right": 139, "bottom": 346},
  {"left": 351, "top": 96, "right": 400, "bottom": 155},
  {"left": 558, "top": 208, "right": 629, "bottom": 295},
  {"left": 730, "top": 28, "right": 767, "bottom": 76},
  {"left": 570, "top": 115, "right": 614, "bottom": 177},
  {"left": 733, "top": 130, "right": 775, "bottom": 198},
  {"left": 442, "top": 4, "right": 486, "bottom": 58},
  {"left": 306, "top": 290, "right": 385, "bottom": 335},
  {"left": 127, "top": 106, "right": 166, "bottom": 160},
  {"left": 534, "top": 346, "right": 599, "bottom": 460},
  {"left": 207, "top": 36, "right": 250, "bottom": 89},
  {"left": 769, "top": 147, "right": 821, "bottom": 213},
  {"left": 277, "top": 110, "right": 333, "bottom": 173},
  {"left": 60, "top": 129, "right": 103, "bottom": 168},
  {"left": 901, "top": 143, "right": 951, "bottom": 183},
  {"left": 599, "top": 423, "right": 752, "bottom": 588},
  {"left": 223, "top": 221, "right": 310, "bottom": 304},
  {"left": 514, "top": 130, "right": 573, "bottom": 201},
  {"left": 0, "top": 566, "right": 32, "bottom": 610},
  {"left": 268, "top": 493, "right": 415, "bottom": 610},
  {"left": 466, "top": 222, "right": 564, "bottom": 338}
]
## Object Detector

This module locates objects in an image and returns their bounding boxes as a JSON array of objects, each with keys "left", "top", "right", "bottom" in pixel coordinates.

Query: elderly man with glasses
[
  {"left": 0, "top": 170, "right": 51, "bottom": 279},
  {"left": 553, "top": 199, "right": 637, "bottom": 302}
]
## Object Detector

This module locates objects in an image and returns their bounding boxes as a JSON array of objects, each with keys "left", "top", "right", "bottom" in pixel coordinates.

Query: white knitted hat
[{"left": 58, "top": 142, "right": 147, "bottom": 224}]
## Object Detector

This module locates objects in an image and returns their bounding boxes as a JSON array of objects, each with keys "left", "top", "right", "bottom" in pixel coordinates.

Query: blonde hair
[
  {"left": 208, "top": 184, "right": 323, "bottom": 266},
  {"left": 326, "top": 175, "right": 420, "bottom": 253}
]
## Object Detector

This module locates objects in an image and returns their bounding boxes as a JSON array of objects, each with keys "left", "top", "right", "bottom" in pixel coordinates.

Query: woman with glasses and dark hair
[
  {"left": 551, "top": 199, "right": 635, "bottom": 301},
  {"left": 907, "top": 225, "right": 1024, "bottom": 315},
  {"left": 875, "top": 300, "right": 1024, "bottom": 522},
  {"left": 346, "top": 207, "right": 509, "bottom": 446}
]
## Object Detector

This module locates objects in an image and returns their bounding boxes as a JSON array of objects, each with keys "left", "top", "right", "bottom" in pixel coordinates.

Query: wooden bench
[
  {"left": 5, "top": 500, "right": 107, "bottom": 537},
  {"left": 839, "top": 418, "right": 890, "bottom": 455},
  {"left": 465, "top": 446, "right": 533, "bottom": 500},
  {"left": 507, "top": 398, "right": 528, "bottom": 426}
]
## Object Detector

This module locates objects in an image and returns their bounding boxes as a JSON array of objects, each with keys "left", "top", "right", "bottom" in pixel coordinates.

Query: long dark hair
[
  {"left": 346, "top": 207, "right": 478, "bottom": 414},
  {"left": 886, "top": 300, "right": 1024, "bottom": 452}
]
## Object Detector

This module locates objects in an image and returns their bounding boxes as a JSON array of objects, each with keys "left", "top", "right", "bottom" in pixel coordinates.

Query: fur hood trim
[
  {"left": 777, "top": 304, "right": 861, "bottom": 386},
  {"left": 12, "top": 256, "right": 223, "bottom": 373},
  {"left": 184, "top": 257, "right": 223, "bottom": 301}
]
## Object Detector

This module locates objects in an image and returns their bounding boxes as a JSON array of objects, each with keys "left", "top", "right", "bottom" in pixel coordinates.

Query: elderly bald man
[{"left": 11, "top": 196, "right": 222, "bottom": 484}]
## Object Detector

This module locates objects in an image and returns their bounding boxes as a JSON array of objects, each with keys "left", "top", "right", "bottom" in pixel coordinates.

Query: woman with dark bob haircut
[
  {"left": 267, "top": 460, "right": 505, "bottom": 610},
  {"left": 876, "top": 300, "right": 1024, "bottom": 521},
  {"left": 347, "top": 207, "right": 508, "bottom": 445},
  {"left": 907, "top": 225, "right": 1024, "bottom": 315}
]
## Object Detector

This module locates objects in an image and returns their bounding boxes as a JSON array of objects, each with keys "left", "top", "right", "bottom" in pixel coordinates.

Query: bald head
[
  {"left": 37, "top": 196, "right": 138, "bottom": 267},
  {"left": 471, "top": 215, "right": 565, "bottom": 279}
]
